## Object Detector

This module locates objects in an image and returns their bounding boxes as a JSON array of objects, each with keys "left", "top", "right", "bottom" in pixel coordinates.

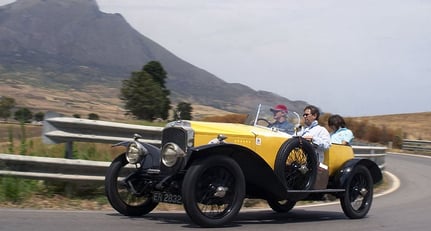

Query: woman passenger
[{"left": 328, "top": 114, "right": 354, "bottom": 145}]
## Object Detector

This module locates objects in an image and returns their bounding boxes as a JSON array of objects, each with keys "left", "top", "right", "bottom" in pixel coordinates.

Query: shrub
[{"left": 0, "top": 176, "right": 39, "bottom": 203}]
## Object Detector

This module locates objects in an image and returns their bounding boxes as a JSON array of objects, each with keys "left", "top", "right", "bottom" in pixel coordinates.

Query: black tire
[
  {"left": 274, "top": 137, "right": 318, "bottom": 191},
  {"left": 340, "top": 165, "right": 374, "bottom": 219},
  {"left": 182, "top": 155, "right": 245, "bottom": 228},
  {"left": 105, "top": 154, "right": 158, "bottom": 216},
  {"left": 267, "top": 199, "right": 296, "bottom": 213}
]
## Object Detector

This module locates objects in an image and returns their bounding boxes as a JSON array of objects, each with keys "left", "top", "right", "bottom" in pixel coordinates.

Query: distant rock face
[
  {"left": 0, "top": 0, "right": 308, "bottom": 113},
  {"left": 0, "top": 0, "right": 153, "bottom": 72}
]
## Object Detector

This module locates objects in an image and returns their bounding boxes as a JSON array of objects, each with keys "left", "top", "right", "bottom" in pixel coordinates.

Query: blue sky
[{"left": 2, "top": 0, "right": 431, "bottom": 116}]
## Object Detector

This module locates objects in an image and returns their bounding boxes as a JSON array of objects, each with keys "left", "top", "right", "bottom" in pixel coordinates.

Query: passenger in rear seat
[{"left": 328, "top": 114, "right": 354, "bottom": 145}]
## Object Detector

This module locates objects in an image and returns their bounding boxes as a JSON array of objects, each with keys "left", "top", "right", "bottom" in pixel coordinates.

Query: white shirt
[{"left": 299, "top": 120, "right": 331, "bottom": 163}]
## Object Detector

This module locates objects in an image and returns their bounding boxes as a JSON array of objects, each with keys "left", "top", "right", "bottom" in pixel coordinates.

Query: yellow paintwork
[
  {"left": 323, "top": 144, "right": 355, "bottom": 175},
  {"left": 190, "top": 121, "right": 291, "bottom": 169},
  {"left": 189, "top": 121, "right": 354, "bottom": 176}
]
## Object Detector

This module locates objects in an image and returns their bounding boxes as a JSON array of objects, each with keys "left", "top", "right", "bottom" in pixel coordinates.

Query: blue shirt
[
  {"left": 330, "top": 127, "right": 354, "bottom": 144},
  {"left": 269, "top": 120, "right": 295, "bottom": 135}
]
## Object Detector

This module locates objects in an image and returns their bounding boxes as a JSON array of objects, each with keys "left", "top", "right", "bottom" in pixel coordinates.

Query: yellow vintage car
[{"left": 105, "top": 104, "right": 382, "bottom": 227}]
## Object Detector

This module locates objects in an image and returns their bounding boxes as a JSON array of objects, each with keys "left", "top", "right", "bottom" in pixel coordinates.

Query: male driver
[{"left": 269, "top": 104, "right": 294, "bottom": 135}]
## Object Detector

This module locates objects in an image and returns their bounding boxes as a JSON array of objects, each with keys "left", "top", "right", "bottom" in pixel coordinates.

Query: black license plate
[{"left": 152, "top": 192, "right": 182, "bottom": 204}]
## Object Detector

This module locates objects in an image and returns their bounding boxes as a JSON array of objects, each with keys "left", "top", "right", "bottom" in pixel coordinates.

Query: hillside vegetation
[
  {"left": 1, "top": 111, "right": 429, "bottom": 154},
  {"left": 350, "top": 112, "right": 430, "bottom": 141}
]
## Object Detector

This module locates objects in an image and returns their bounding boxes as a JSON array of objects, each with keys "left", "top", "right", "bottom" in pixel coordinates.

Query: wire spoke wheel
[
  {"left": 275, "top": 137, "right": 317, "bottom": 191},
  {"left": 340, "top": 165, "right": 373, "bottom": 219},
  {"left": 284, "top": 147, "right": 315, "bottom": 189},
  {"left": 182, "top": 155, "right": 245, "bottom": 227},
  {"left": 196, "top": 167, "right": 236, "bottom": 217},
  {"left": 105, "top": 154, "right": 158, "bottom": 216}
]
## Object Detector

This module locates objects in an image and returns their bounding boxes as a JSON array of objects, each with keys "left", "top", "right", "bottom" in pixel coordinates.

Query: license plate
[{"left": 152, "top": 192, "right": 182, "bottom": 204}]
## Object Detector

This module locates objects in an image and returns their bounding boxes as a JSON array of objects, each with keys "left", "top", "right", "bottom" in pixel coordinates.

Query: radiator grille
[{"left": 162, "top": 127, "right": 188, "bottom": 151}]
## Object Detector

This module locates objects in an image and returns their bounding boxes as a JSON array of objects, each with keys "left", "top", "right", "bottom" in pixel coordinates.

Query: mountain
[{"left": 0, "top": 0, "right": 308, "bottom": 117}]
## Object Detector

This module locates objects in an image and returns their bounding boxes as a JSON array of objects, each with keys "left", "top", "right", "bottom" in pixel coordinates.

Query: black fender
[
  {"left": 112, "top": 140, "right": 161, "bottom": 169},
  {"left": 187, "top": 143, "right": 288, "bottom": 200},
  {"left": 331, "top": 158, "right": 383, "bottom": 189}
]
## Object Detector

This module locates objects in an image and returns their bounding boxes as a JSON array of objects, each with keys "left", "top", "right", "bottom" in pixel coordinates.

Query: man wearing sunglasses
[{"left": 300, "top": 105, "right": 331, "bottom": 163}]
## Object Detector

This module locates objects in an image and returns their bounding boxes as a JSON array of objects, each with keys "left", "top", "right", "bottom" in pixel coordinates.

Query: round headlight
[
  {"left": 161, "top": 142, "right": 186, "bottom": 167},
  {"left": 126, "top": 142, "right": 146, "bottom": 164}
]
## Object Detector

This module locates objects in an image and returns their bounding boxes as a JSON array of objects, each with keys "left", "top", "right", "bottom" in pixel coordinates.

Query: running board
[{"left": 287, "top": 189, "right": 345, "bottom": 194}]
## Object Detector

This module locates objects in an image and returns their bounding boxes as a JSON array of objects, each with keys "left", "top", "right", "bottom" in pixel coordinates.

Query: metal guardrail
[
  {"left": 43, "top": 112, "right": 163, "bottom": 158},
  {"left": 402, "top": 139, "right": 431, "bottom": 153},
  {"left": 0, "top": 114, "right": 387, "bottom": 182},
  {"left": 353, "top": 146, "right": 387, "bottom": 170},
  {"left": 0, "top": 153, "right": 109, "bottom": 183}
]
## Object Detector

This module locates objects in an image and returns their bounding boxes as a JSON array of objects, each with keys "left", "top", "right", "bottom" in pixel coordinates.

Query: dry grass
[
  {"left": 0, "top": 123, "right": 42, "bottom": 142},
  {"left": 0, "top": 83, "right": 229, "bottom": 122},
  {"left": 350, "top": 112, "right": 431, "bottom": 140},
  {"left": 2, "top": 82, "right": 428, "bottom": 141},
  {"left": 0, "top": 82, "right": 430, "bottom": 145},
  {"left": 0, "top": 83, "right": 126, "bottom": 121}
]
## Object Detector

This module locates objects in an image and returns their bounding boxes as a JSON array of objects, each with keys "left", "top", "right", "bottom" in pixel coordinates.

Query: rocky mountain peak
[{"left": 0, "top": 0, "right": 307, "bottom": 114}]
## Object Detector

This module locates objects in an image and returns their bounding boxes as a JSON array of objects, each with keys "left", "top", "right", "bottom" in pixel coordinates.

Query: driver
[{"left": 269, "top": 104, "right": 295, "bottom": 134}]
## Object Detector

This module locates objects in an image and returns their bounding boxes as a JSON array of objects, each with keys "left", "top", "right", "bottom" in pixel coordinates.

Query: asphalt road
[{"left": 0, "top": 153, "right": 429, "bottom": 231}]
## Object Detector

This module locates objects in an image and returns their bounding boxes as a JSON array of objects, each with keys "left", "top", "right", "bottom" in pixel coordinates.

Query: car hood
[{"left": 188, "top": 120, "right": 291, "bottom": 146}]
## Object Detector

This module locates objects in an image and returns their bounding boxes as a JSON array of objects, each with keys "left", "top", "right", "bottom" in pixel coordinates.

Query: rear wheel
[
  {"left": 340, "top": 165, "right": 374, "bottom": 219},
  {"left": 105, "top": 154, "right": 158, "bottom": 216},
  {"left": 182, "top": 155, "right": 245, "bottom": 227},
  {"left": 267, "top": 199, "right": 296, "bottom": 213}
]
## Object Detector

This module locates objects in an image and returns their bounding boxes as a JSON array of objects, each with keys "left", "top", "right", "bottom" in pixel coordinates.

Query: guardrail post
[{"left": 65, "top": 141, "right": 73, "bottom": 159}]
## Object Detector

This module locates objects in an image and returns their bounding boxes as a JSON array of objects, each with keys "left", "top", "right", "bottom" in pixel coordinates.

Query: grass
[
  {"left": 0, "top": 176, "right": 39, "bottom": 203},
  {"left": 350, "top": 112, "right": 431, "bottom": 141},
  {"left": 0, "top": 177, "right": 110, "bottom": 210}
]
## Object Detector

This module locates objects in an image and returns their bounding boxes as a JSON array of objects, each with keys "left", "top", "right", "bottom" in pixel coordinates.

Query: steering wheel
[{"left": 256, "top": 118, "right": 272, "bottom": 127}]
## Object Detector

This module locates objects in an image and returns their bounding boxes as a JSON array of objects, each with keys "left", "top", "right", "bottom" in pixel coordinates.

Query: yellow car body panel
[
  {"left": 190, "top": 121, "right": 291, "bottom": 170},
  {"left": 190, "top": 120, "right": 355, "bottom": 175},
  {"left": 324, "top": 144, "right": 355, "bottom": 175}
]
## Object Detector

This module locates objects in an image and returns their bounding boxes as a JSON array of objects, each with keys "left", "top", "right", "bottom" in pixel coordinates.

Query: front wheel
[
  {"left": 340, "top": 165, "right": 374, "bottom": 219},
  {"left": 105, "top": 154, "right": 158, "bottom": 216},
  {"left": 182, "top": 155, "right": 246, "bottom": 228}
]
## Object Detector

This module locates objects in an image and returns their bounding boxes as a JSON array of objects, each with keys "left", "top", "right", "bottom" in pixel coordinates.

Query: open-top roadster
[{"left": 105, "top": 104, "right": 382, "bottom": 227}]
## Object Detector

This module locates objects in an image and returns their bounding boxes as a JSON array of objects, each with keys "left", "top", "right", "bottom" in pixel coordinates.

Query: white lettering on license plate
[{"left": 153, "top": 192, "right": 182, "bottom": 204}]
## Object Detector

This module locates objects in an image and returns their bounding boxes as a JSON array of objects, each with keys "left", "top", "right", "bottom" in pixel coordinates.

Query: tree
[
  {"left": 174, "top": 102, "right": 193, "bottom": 120},
  {"left": 14, "top": 108, "right": 33, "bottom": 123},
  {"left": 0, "top": 96, "right": 16, "bottom": 121},
  {"left": 34, "top": 112, "right": 45, "bottom": 122},
  {"left": 121, "top": 71, "right": 166, "bottom": 120},
  {"left": 88, "top": 113, "right": 99, "bottom": 120},
  {"left": 121, "top": 61, "right": 171, "bottom": 120},
  {"left": 143, "top": 61, "right": 171, "bottom": 120},
  {"left": 143, "top": 61, "right": 168, "bottom": 88}
]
